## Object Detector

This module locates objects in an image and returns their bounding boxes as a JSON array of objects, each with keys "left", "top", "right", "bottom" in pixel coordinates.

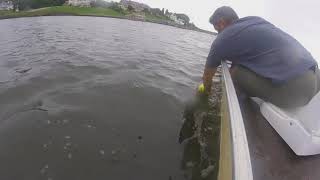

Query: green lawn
[
  {"left": 0, "top": 10, "right": 16, "bottom": 16},
  {"left": 0, "top": 6, "right": 125, "bottom": 19},
  {"left": 144, "top": 13, "right": 172, "bottom": 22},
  {"left": 0, "top": 6, "right": 176, "bottom": 23}
]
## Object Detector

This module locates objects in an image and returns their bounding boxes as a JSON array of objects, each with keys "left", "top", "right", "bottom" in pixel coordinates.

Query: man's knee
[
  {"left": 230, "top": 65, "right": 246, "bottom": 86},
  {"left": 229, "top": 65, "right": 247, "bottom": 96},
  {"left": 230, "top": 65, "right": 241, "bottom": 83},
  {"left": 229, "top": 65, "right": 270, "bottom": 98}
]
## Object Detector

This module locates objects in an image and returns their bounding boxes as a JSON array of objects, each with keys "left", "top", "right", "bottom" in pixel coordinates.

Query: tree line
[
  {"left": 11, "top": 0, "right": 66, "bottom": 10},
  {"left": 8, "top": 0, "right": 192, "bottom": 27}
]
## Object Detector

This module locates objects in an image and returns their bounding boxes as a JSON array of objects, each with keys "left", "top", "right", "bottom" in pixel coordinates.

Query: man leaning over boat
[{"left": 202, "top": 6, "right": 320, "bottom": 108}]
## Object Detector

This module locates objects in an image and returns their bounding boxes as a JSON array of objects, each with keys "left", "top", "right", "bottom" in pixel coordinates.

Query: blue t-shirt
[{"left": 206, "top": 16, "right": 317, "bottom": 83}]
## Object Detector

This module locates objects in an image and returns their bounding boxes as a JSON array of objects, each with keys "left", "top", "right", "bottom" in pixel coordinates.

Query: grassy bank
[
  {"left": 0, "top": 6, "right": 173, "bottom": 27},
  {"left": 144, "top": 12, "right": 171, "bottom": 22},
  {"left": 0, "top": 6, "right": 173, "bottom": 21},
  {"left": 0, "top": 6, "right": 125, "bottom": 19}
]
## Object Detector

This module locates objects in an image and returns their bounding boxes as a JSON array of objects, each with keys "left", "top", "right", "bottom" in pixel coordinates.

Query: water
[{"left": 0, "top": 16, "right": 215, "bottom": 180}]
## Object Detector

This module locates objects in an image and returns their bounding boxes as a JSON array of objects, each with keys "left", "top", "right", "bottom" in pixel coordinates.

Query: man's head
[{"left": 209, "top": 6, "right": 239, "bottom": 33}]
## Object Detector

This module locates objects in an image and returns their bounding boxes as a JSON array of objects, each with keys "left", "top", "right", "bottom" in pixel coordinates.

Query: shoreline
[
  {"left": 0, "top": 14, "right": 215, "bottom": 35},
  {"left": 0, "top": 7, "right": 216, "bottom": 35}
]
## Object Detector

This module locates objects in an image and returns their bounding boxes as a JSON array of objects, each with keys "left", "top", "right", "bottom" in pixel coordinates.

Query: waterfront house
[
  {"left": 0, "top": 1, "right": 13, "bottom": 10},
  {"left": 67, "top": 0, "right": 95, "bottom": 7},
  {"left": 168, "top": 13, "right": 184, "bottom": 25}
]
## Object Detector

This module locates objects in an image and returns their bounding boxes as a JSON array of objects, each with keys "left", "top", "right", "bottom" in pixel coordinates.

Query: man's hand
[{"left": 202, "top": 66, "right": 217, "bottom": 95}]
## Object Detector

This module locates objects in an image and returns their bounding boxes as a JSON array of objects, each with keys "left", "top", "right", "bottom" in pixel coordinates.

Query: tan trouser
[{"left": 231, "top": 65, "right": 320, "bottom": 108}]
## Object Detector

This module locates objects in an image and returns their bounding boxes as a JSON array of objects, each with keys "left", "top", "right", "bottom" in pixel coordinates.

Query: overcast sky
[{"left": 113, "top": 0, "right": 320, "bottom": 61}]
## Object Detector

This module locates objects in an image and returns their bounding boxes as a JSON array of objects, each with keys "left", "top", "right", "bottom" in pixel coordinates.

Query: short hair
[{"left": 209, "top": 6, "right": 239, "bottom": 25}]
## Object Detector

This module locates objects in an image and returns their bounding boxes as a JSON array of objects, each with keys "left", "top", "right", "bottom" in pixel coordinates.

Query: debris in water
[
  {"left": 43, "top": 144, "right": 48, "bottom": 148},
  {"left": 120, "top": 148, "right": 127, "bottom": 153},
  {"left": 99, "top": 150, "right": 105, "bottom": 155},
  {"left": 65, "top": 142, "right": 72, "bottom": 148},
  {"left": 85, "top": 124, "right": 96, "bottom": 129},
  {"left": 32, "top": 107, "right": 48, "bottom": 112},
  {"left": 133, "top": 153, "right": 137, "bottom": 158},
  {"left": 65, "top": 136, "right": 71, "bottom": 139},
  {"left": 137, "top": 136, "right": 143, "bottom": 143},
  {"left": 67, "top": 153, "right": 72, "bottom": 159},
  {"left": 111, "top": 149, "right": 120, "bottom": 162},
  {"left": 200, "top": 165, "right": 215, "bottom": 178},
  {"left": 47, "top": 120, "right": 51, "bottom": 124},
  {"left": 111, "top": 157, "right": 119, "bottom": 162},
  {"left": 199, "top": 141, "right": 207, "bottom": 147},
  {"left": 40, "top": 164, "right": 49, "bottom": 174},
  {"left": 168, "top": 175, "right": 173, "bottom": 180},
  {"left": 111, "top": 150, "right": 117, "bottom": 155},
  {"left": 16, "top": 67, "right": 32, "bottom": 73},
  {"left": 63, "top": 142, "right": 73, "bottom": 150},
  {"left": 179, "top": 79, "right": 222, "bottom": 179},
  {"left": 186, "top": 161, "right": 194, "bottom": 168},
  {"left": 62, "top": 119, "right": 69, "bottom": 124}
]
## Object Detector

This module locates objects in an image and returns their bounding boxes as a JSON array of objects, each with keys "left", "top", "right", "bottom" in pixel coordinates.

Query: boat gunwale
[{"left": 221, "top": 61, "right": 253, "bottom": 180}]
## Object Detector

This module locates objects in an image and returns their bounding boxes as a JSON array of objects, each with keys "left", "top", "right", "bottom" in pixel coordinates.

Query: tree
[
  {"left": 110, "top": 2, "right": 124, "bottom": 14},
  {"left": 161, "top": 8, "right": 164, "bottom": 15},
  {"left": 12, "top": 0, "right": 31, "bottom": 10},
  {"left": 150, "top": 8, "right": 161, "bottom": 16},
  {"left": 142, "top": 7, "right": 149, "bottom": 14},
  {"left": 165, "top": 9, "right": 169, "bottom": 16},
  {"left": 176, "top": 13, "right": 190, "bottom": 25},
  {"left": 11, "top": 0, "right": 66, "bottom": 10},
  {"left": 127, "top": 4, "right": 134, "bottom": 12},
  {"left": 11, "top": 0, "right": 19, "bottom": 11}
]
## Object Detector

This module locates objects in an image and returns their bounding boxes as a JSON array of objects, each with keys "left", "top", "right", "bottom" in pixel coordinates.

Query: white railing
[{"left": 221, "top": 61, "right": 253, "bottom": 180}]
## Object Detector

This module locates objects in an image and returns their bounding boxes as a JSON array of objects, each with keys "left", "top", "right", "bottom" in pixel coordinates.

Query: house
[
  {"left": 168, "top": 13, "right": 184, "bottom": 25},
  {"left": 119, "top": 0, "right": 150, "bottom": 12},
  {"left": 67, "top": 0, "right": 95, "bottom": 7},
  {"left": 0, "top": 1, "right": 13, "bottom": 10}
]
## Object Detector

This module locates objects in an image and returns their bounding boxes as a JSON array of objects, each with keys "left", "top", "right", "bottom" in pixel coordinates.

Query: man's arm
[
  {"left": 203, "top": 34, "right": 226, "bottom": 94},
  {"left": 202, "top": 66, "right": 217, "bottom": 94}
]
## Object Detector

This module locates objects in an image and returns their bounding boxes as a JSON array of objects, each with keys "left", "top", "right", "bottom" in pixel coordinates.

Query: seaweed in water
[{"left": 179, "top": 81, "right": 222, "bottom": 180}]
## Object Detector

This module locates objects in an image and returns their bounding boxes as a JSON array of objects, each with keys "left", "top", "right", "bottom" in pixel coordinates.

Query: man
[{"left": 203, "top": 6, "right": 320, "bottom": 108}]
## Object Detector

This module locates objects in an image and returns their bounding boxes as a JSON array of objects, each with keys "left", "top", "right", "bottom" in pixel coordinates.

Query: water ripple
[{"left": 0, "top": 16, "right": 215, "bottom": 180}]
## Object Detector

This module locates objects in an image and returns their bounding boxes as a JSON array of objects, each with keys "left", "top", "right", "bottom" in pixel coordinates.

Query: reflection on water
[{"left": 179, "top": 83, "right": 222, "bottom": 180}]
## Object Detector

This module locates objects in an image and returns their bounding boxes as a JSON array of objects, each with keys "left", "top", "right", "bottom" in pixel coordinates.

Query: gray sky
[{"left": 114, "top": 0, "right": 320, "bottom": 61}]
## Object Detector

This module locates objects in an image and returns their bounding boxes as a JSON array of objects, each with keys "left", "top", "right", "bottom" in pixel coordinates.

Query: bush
[
  {"left": 90, "top": 0, "right": 111, "bottom": 8},
  {"left": 142, "top": 7, "right": 149, "bottom": 14},
  {"left": 109, "top": 2, "right": 124, "bottom": 14},
  {"left": 176, "top": 13, "right": 190, "bottom": 25},
  {"left": 150, "top": 8, "right": 161, "bottom": 16},
  {"left": 127, "top": 5, "right": 134, "bottom": 12}
]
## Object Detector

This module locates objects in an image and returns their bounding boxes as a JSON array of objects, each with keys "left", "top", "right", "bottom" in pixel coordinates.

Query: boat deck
[{"left": 241, "top": 99, "right": 320, "bottom": 180}]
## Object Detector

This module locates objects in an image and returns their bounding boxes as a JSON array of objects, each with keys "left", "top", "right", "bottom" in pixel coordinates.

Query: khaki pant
[{"left": 231, "top": 65, "right": 320, "bottom": 108}]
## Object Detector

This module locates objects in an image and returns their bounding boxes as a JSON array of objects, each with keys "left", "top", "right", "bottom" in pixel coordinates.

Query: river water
[{"left": 0, "top": 16, "right": 215, "bottom": 180}]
